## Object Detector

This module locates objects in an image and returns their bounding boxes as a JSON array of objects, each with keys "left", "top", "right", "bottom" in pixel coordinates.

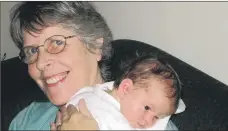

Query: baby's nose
[
  {"left": 144, "top": 114, "right": 157, "bottom": 127},
  {"left": 138, "top": 120, "right": 148, "bottom": 128}
]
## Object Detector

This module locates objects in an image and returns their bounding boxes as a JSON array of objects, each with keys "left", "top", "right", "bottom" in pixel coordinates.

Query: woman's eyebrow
[{"left": 23, "top": 44, "right": 38, "bottom": 48}]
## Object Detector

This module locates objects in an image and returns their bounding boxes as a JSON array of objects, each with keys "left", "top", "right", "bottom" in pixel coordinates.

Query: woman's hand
[{"left": 50, "top": 99, "right": 99, "bottom": 130}]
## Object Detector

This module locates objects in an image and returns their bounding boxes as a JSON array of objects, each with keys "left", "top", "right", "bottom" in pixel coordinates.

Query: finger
[
  {"left": 55, "top": 111, "right": 62, "bottom": 127},
  {"left": 66, "top": 104, "right": 78, "bottom": 115},
  {"left": 59, "top": 106, "right": 67, "bottom": 113},
  {"left": 62, "top": 110, "right": 70, "bottom": 122},
  {"left": 50, "top": 122, "right": 57, "bottom": 131},
  {"left": 60, "top": 106, "right": 69, "bottom": 122},
  {"left": 62, "top": 105, "right": 79, "bottom": 122},
  {"left": 78, "top": 99, "right": 92, "bottom": 118}
]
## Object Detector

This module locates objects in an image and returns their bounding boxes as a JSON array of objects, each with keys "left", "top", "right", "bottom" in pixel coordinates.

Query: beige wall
[
  {"left": 1, "top": 2, "right": 228, "bottom": 85},
  {"left": 1, "top": 2, "right": 19, "bottom": 60},
  {"left": 93, "top": 2, "right": 228, "bottom": 85}
]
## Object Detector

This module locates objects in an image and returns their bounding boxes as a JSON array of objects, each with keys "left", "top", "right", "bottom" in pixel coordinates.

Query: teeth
[{"left": 46, "top": 73, "right": 68, "bottom": 84}]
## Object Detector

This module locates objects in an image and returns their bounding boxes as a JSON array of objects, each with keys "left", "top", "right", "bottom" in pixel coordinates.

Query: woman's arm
[
  {"left": 9, "top": 102, "right": 36, "bottom": 130},
  {"left": 60, "top": 111, "right": 99, "bottom": 130}
]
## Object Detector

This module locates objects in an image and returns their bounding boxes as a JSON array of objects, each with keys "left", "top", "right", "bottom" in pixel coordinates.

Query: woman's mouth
[{"left": 45, "top": 71, "right": 69, "bottom": 87}]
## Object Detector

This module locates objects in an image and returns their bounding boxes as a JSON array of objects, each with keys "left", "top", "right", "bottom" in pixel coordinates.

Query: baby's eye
[{"left": 144, "top": 105, "right": 151, "bottom": 110}]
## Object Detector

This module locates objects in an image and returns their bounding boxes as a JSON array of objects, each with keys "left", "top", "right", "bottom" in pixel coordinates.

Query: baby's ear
[{"left": 118, "top": 78, "right": 134, "bottom": 96}]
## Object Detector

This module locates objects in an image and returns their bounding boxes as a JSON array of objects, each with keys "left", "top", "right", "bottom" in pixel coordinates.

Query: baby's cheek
[
  {"left": 127, "top": 109, "right": 139, "bottom": 123},
  {"left": 148, "top": 117, "right": 158, "bottom": 128},
  {"left": 151, "top": 117, "right": 158, "bottom": 125}
]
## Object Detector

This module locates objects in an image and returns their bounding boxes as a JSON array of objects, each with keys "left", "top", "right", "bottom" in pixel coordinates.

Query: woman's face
[{"left": 23, "top": 25, "right": 103, "bottom": 106}]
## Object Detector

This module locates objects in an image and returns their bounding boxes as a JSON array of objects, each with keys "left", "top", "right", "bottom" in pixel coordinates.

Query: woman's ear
[
  {"left": 117, "top": 78, "right": 134, "bottom": 98},
  {"left": 95, "top": 38, "right": 104, "bottom": 61}
]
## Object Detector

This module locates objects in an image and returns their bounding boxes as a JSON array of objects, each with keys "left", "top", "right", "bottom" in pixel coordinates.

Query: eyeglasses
[{"left": 19, "top": 35, "right": 77, "bottom": 64}]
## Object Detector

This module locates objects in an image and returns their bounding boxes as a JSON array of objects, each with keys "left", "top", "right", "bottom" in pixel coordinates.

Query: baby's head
[{"left": 113, "top": 55, "right": 182, "bottom": 128}]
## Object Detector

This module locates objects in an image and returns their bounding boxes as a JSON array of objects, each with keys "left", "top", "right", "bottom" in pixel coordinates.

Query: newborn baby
[{"left": 56, "top": 55, "right": 186, "bottom": 130}]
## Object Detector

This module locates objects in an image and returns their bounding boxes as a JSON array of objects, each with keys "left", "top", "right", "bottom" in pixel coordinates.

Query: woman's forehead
[{"left": 23, "top": 25, "right": 74, "bottom": 46}]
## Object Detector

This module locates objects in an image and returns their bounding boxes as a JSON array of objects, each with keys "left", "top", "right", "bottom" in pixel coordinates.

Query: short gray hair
[{"left": 10, "top": 1, "right": 113, "bottom": 81}]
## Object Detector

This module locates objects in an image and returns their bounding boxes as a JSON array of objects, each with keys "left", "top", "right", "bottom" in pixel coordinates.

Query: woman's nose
[{"left": 36, "top": 50, "right": 54, "bottom": 71}]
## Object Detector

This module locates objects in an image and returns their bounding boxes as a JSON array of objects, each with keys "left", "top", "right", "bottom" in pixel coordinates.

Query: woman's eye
[
  {"left": 54, "top": 40, "right": 64, "bottom": 45},
  {"left": 30, "top": 47, "right": 38, "bottom": 54},
  {"left": 144, "top": 105, "right": 151, "bottom": 110}
]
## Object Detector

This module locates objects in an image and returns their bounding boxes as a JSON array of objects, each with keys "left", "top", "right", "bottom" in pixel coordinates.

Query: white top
[{"left": 66, "top": 81, "right": 185, "bottom": 130}]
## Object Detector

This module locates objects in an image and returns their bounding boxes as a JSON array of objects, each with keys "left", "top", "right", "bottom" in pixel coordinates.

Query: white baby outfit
[{"left": 66, "top": 81, "right": 186, "bottom": 130}]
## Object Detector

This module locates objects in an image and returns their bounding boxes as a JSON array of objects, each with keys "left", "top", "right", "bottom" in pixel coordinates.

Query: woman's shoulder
[
  {"left": 97, "top": 81, "right": 115, "bottom": 90},
  {"left": 9, "top": 102, "right": 58, "bottom": 130}
]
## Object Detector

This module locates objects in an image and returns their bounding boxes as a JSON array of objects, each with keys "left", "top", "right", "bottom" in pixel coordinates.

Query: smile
[{"left": 45, "top": 71, "right": 69, "bottom": 86}]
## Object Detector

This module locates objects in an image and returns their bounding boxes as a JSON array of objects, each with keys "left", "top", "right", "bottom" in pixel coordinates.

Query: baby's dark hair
[{"left": 113, "top": 54, "right": 182, "bottom": 111}]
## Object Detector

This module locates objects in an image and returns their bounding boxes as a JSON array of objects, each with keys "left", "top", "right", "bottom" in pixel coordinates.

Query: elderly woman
[
  {"left": 9, "top": 1, "right": 112, "bottom": 130},
  {"left": 9, "top": 1, "right": 178, "bottom": 130}
]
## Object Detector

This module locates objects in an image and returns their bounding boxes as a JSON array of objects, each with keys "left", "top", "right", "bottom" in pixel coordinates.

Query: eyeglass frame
[{"left": 19, "top": 35, "right": 77, "bottom": 65}]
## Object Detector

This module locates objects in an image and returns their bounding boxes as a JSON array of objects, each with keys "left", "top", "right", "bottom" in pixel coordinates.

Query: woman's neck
[{"left": 92, "top": 67, "right": 104, "bottom": 85}]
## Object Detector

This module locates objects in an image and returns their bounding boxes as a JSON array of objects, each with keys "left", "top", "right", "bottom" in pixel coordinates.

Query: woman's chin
[{"left": 49, "top": 96, "right": 68, "bottom": 107}]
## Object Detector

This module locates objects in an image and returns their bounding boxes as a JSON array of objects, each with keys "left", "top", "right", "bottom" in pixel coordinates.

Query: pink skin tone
[
  {"left": 113, "top": 78, "right": 174, "bottom": 129},
  {"left": 51, "top": 77, "right": 174, "bottom": 130},
  {"left": 24, "top": 24, "right": 173, "bottom": 129},
  {"left": 23, "top": 25, "right": 103, "bottom": 106}
]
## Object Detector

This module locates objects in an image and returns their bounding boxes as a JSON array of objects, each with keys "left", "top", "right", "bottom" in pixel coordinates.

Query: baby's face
[{"left": 118, "top": 77, "right": 174, "bottom": 129}]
